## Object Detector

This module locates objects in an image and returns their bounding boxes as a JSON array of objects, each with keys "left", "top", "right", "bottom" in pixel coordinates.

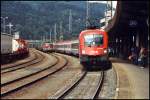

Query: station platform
[{"left": 110, "top": 57, "right": 149, "bottom": 99}]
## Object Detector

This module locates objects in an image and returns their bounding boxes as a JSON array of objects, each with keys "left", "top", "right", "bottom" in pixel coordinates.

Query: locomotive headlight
[
  {"left": 95, "top": 51, "right": 98, "bottom": 53},
  {"left": 104, "top": 49, "right": 107, "bottom": 53},
  {"left": 82, "top": 50, "right": 85, "bottom": 54}
]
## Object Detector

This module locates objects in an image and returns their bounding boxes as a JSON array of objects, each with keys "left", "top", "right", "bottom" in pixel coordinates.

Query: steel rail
[
  {"left": 1, "top": 54, "right": 68, "bottom": 97},
  {"left": 1, "top": 52, "right": 43, "bottom": 74},
  {"left": 51, "top": 71, "right": 104, "bottom": 99},
  {"left": 1, "top": 51, "right": 36, "bottom": 70}
]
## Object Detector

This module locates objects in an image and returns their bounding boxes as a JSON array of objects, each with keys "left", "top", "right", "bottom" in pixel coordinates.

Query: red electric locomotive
[{"left": 79, "top": 28, "right": 109, "bottom": 68}]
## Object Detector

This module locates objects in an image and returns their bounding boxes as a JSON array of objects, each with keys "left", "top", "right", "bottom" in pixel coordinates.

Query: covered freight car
[
  {"left": 1, "top": 33, "right": 13, "bottom": 63},
  {"left": 1, "top": 33, "right": 13, "bottom": 54},
  {"left": 1, "top": 33, "right": 29, "bottom": 64}
]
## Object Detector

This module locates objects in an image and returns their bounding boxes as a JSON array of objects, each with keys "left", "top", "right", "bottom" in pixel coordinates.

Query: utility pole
[
  {"left": 49, "top": 28, "right": 52, "bottom": 42},
  {"left": 108, "top": 1, "right": 113, "bottom": 18},
  {"left": 86, "top": 1, "right": 90, "bottom": 28},
  {"left": 111, "top": 1, "right": 113, "bottom": 18},
  {"left": 69, "top": 9, "right": 72, "bottom": 34},
  {"left": 54, "top": 23, "right": 57, "bottom": 43},
  {"left": 59, "top": 21, "right": 63, "bottom": 41},
  {"left": 6, "top": 22, "right": 13, "bottom": 35},
  {"left": 45, "top": 34, "right": 47, "bottom": 42},
  {"left": 40, "top": 35, "right": 42, "bottom": 42},
  {"left": 42, "top": 35, "right": 44, "bottom": 42},
  {"left": 105, "top": 1, "right": 113, "bottom": 27},
  {"left": 1, "top": 17, "right": 8, "bottom": 33},
  {"left": 59, "top": 21, "right": 62, "bottom": 34},
  {"left": 105, "top": 1, "right": 109, "bottom": 27}
]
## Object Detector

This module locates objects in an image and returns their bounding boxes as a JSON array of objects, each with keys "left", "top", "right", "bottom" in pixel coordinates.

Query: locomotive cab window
[{"left": 84, "top": 34, "right": 103, "bottom": 47}]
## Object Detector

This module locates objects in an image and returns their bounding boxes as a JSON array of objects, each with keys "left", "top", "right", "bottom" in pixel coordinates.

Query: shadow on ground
[
  {"left": 82, "top": 61, "right": 112, "bottom": 72},
  {"left": 110, "top": 57, "right": 131, "bottom": 64}
]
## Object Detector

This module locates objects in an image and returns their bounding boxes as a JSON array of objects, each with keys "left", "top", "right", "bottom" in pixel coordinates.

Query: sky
[{"left": 88, "top": 1, "right": 117, "bottom": 9}]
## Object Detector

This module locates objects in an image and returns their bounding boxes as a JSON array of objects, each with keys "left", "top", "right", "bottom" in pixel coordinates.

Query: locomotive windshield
[{"left": 84, "top": 34, "right": 103, "bottom": 47}]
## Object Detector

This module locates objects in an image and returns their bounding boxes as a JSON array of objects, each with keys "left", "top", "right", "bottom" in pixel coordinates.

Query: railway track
[
  {"left": 1, "top": 50, "right": 36, "bottom": 70},
  {"left": 1, "top": 52, "right": 106, "bottom": 99},
  {"left": 50, "top": 70, "right": 104, "bottom": 99},
  {"left": 1, "top": 51, "right": 48, "bottom": 85},
  {"left": 1, "top": 52, "right": 56, "bottom": 86},
  {"left": 1, "top": 52, "right": 44, "bottom": 74},
  {"left": 1, "top": 53, "right": 68, "bottom": 98}
]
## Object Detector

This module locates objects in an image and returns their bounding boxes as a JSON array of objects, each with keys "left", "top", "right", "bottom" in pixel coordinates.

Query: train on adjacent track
[
  {"left": 27, "top": 40, "right": 53, "bottom": 52},
  {"left": 1, "top": 33, "right": 29, "bottom": 64},
  {"left": 53, "top": 28, "right": 110, "bottom": 69},
  {"left": 41, "top": 42, "right": 53, "bottom": 52}
]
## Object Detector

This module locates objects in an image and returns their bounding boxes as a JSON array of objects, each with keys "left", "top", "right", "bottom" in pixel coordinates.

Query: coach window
[{"left": 72, "top": 43, "right": 78, "bottom": 49}]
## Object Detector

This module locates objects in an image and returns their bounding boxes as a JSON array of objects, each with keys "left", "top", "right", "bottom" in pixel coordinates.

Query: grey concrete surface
[{"left": 111, "top": 58, "right": 149, "bottom": 99}]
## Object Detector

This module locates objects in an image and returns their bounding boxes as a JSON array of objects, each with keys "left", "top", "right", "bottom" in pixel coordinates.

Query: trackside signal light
[{"left": 104, "top": 49, "right": 107, "bottom": 53}]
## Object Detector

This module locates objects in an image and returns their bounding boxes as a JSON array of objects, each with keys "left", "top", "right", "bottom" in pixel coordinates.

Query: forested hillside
[{"left": 1, "top": 1, "right": 107, "bottom": 40}]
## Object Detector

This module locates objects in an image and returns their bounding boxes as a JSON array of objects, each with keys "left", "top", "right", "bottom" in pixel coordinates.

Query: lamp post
[
  {"left": 54, "top": 23, "right": 57, "bottom": 43},
  {"left": 49, "top": 28, "right": 52, "bottom": 42},
  {"left": 86, "top": 1, "right": 90, "bottom": 28},
  {"left": 6, "top": 22, "right": 13, "bottom": 35},
  {"left": 1, "top": 16, "right": 8, "bottom": 33}
]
